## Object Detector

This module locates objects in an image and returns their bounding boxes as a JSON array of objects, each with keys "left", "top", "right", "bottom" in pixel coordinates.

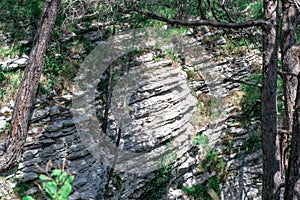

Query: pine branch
[{"left": 125, "top": 5, "right": 267, "bottom": 28}]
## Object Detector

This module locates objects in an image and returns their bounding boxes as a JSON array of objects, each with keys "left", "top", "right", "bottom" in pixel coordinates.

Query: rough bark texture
[
  {"left": 0, "top": 0, "right": 61, "bottom": 172},
  {"left": 281, "top": 0, "right": 299, "bottom": 133},
  {"left": 281, "top": 46, "right": 300, "bottom": 172},
  {"left": 281, "top": 2, "right": 299, "bottom": 175},
  {"left": 284, "top": 73, "right": 300, "bottom": 200},
  {"left": 261, "top": 0, "right": 281, "bottom": 199}
]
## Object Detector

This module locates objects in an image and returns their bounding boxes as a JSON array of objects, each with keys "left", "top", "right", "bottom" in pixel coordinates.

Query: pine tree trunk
[
  {"left": 284, "top": 73, "right": 300, "bottom": 199},
  {"left": 261, "top": 0, "right": 281, "bottom": 199},
  {"left": 281, "top": 0, "right": 299, "bottom": 134},
  {"left": 280, "top": 1, "right": 299, "bottom": 174},
  {"left": 0, "top": 0, "right": 61, "bottom": 172}
]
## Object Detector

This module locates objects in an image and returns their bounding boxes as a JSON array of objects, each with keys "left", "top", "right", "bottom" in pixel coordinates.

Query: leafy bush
[
  {"left": 22, "top": 169, "right": 74, "bottom": 200},
  {"left": 250, "top": 1, "right": 264, "bottom": 19},
  {"left": 44, "top": 55, "right": 62, "bottom": 80},
  {"left": 0, "top": 0, "right": 43, "bottom": 56},
  {"left": 193, "top": 132, "right": 227, "bottom": 199},
  {"left": 193, "top": 133, "right": 226, "bottom": 178},
  {"left": 183, "top": 139, "right": 226, "bottom": 200},
  {"left": 182, "top": 176, "right": 221, "bottom": 200},
  {"left": 201, "top": 149, "right": 226, "bottom": 178}
]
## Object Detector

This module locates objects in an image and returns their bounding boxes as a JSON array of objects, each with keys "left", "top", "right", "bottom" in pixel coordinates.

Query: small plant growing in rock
[
  {"left": 139, "top": 153, "right": 176, "bottom": 199},
  {"left": 193, "top": 133, "right": 209, "bottom": 147},
  {"left": 240, "top": 74, "right": 261, "bottom": 126},
  {"left": 22, "top": 161, "right": 74, "bottom": 200},
  {"left": 182, "top": 176, "right": 221, "bottom": 200},
  {"left": 241, "top": 134, "right": 261, "bottom": 153},
  {"left": 193, "top": 133, "right": 226, "bottom": 177},
  {"left": 0, "top": 68, "right": 5, "bottom": 83},
  {"left": 190, "top": 132, "right": 228, "bottom": 199}
]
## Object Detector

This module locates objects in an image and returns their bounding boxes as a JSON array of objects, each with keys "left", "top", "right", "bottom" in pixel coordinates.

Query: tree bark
[
  {"left": 284, "top": 72, "right": 300, "bottom": 200},
  {"left": 281, "top": 0, "right": 299, "bottom": 133},
  {"left": 281, "top": 45, "right": 300, "bottom": 173},
  {"left": 261, "top": 0, "right": 281, "bottom": 199},
  {"left": 280, "top": 2, "right": 299, "bottom": 175},
  {"left": 0, "top": 0, "right": 61, "bottom": 172}
]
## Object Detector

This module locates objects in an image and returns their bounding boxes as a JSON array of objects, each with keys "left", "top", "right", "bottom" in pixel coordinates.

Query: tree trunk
[
  {"left": 0, "top": 0, "right": 61, "bottom": 172},
  {"left": 284, "top": 72, "right": 300, "bottom": 200},
  {"left": 281, "top": 45, "right": 300, "bottom": 172},
  {"left": 280, "top": 1, "right": 299, "bottom": 174},
  {"left": 261, "top": 0, "right": 281, "bottom": 199},
  {"left": 281, "top": 0, "right": 299, "bottom": 133}
]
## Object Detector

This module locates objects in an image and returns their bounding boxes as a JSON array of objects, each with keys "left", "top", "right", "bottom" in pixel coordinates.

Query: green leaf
[
  {"left": 57, "top": 182, "right": 72, "bottom": 199},
  {"left": 45, "top": 182, "right": 57, "bottom": 197},
  {"left": 58, "top": 172, "right": 68, "bottom": 184},
  {"left": 22, "top": 196, "right": 36, "bottom": 200},
  {"left": 51, "top": 169, "right": 62, "bottom": 177},
  {"left": 39, "top": 174, "right": 51, "bottom": 181},
  {"left": 66, "top": 175, "right": 74, "bottom": 184}
]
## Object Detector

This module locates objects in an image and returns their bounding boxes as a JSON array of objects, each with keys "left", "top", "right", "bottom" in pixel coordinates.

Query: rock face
[
  {"left": 186, "top": 48, "right": 263, "bottom": 199},
  {"left": 15, "top": 103, "right": 108, "bottom": 199},
  {"left": 0, "top": 32, "right": 263, "bottom": 200},
  {"left": 73, "top": 53, "right": 198, "bottom": 175},
  {"left": 0, "top": 56, "right": 28, "bottom": 71}
]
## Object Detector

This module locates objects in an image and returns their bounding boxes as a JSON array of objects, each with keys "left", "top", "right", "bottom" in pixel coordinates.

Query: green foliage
[
  {"left": 0, "top": 67, "right": 6, "bottom": 100},
  {"left": 277, "top": 76, "right": 284, "bottom": 120},
  {"left": 165, "top": 48, "right": 180, "bottom": 62},
  {"left": 0, "top": 0, "right": 44, "bottom": 57},
  {"left": 0, "top": 0, "right": 43, "bottom": 33},
  {"left": 227, "top": 0, "right": 263, "bottom": 22},
  {"left": 196, "top": 98, "right": 210, "bottom": 118},
  {"left": 44, "top": 55, "right": 62, "bottom": 80},
  {"left": 139, "top": 153, "right": 176, "bottom": 199},
  {"left": 0, "top": 46, "right": 26, "bottom": 60},
  {"left": 209, "top": 98, "right": 224, "bottom": 119},
  {"left": 224, "top": 140, "right": 235, "bottom": 154},
  {"left": 240, "top": 74, "right": 261, "bottom": 126},
  {"left": 14, "top": 181, "right": 33, "bottom": 198},
  {"left": 193, "top": 133, "right": 227, "bottom": 182},
  {"left": 183, "top": 68, "right": 197, "bottom": 79},
  {"left": 0, "top": 88, "right": 8, "bottom": 100},
  {"left": 0, "top": 68, "right": 5, "bottom": 83},
  {"left": 201, "top": 149, "right": 226, "bottom": 179},
  {"left": 22, "top": 196, "right": 35, "bottom": 200},
  {"left": 232, "top": 0, "right": 263, "bottom": 19},
  {"left": 241, "top": 134, "right": 261, "bottom": 153},
  {"left": 182, "top": 176, "right": 221, "bottom": 200},
  {"left": 296, "top": 26, "right": 300, "bottom": 44},
  {"left": 214, "top": 36, "right": 252, "bottom": 60},
  {"left": 0, "top": 70, "right": 23, "bottom": 101},
  {"left": 41, "top": 40, "right": 84, "bottom": 95},
  {"left": 184, "top": 135, "right": 226, "bottom": 200},
  {"left": 249, "top": 1, "right": 264, "bottom": 19},
  {"left": 22, "top": 169, "right": 74, "bottom": 200},
  {"left": 139, "top": 166, "right": 172, "bottom": 200},
  {"left": 193, "top": 134, "right": 209, "bottom": 147},
  {"left": 1, "top": 122, "right": 11, "bottom": 133}
]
